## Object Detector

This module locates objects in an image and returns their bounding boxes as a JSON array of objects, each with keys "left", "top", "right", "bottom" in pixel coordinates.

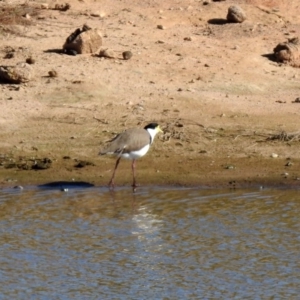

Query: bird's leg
[
  {"left": 108, "top": 157, "right": 121, "bottom": 188},
  {"left": 131, "top": 159, "right": 138, "bottom": 188}
]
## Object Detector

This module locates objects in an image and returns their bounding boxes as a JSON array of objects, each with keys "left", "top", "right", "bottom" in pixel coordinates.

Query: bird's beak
[{"left": 157, "top": 126, "right": 163, "bottom": 133}]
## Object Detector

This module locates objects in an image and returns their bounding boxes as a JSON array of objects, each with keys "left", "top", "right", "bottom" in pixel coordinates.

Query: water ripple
[{"left": 0, "top": 186, "right": 300, "bottom": 298}]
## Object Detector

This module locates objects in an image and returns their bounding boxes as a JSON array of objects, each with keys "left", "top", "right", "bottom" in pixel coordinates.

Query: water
[{"left": 0, "top": 184, "right": 300, "bottom": 299}]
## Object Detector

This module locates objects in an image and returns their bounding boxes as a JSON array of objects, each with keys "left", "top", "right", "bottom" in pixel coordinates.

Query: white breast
[{"left": 121, "top": 144, "right": 150, "bottom": 160}]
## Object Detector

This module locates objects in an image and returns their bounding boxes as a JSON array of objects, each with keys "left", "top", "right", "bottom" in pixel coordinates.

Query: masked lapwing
[{"left": 99, "top": 123, "right": 163, "bottom": 188}]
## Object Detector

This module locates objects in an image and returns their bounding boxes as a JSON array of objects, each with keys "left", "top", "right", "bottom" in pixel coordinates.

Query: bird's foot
[
  {"left": 131, "top": 182, "right": 140, "bottom": 192},
  {"left": 131, "top": 182, "right": 140, "bottom": 188},
  {"left": 108, "top": 180, "right": 115, "bottom": 189}
]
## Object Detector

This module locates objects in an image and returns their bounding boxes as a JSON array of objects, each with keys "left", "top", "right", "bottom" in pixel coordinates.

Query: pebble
[
  {"left": 157, "top": 25, "right": 165, "bottom": 30},
  {"left": 90, "top": 11, "right": 106, "bottom": 18},
  {"left": 26, "top": 57, "right": 35, "bottom": 64},
  {"left": 122, "top": 51, "right": 133, "bottom": 60},
  {"left": 271, "top": 153, "right": 278, "bottom": 158},
  {"left": 48, "top": 70, "right": 58, "bottom": 77},
  {"left": 41, "top": 3, "right": 49, "bottom": 9}
]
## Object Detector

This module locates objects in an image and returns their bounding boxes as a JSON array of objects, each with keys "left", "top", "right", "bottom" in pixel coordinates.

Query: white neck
[{"left": 147, "top": 128, "right": 158, "bottom": 144}]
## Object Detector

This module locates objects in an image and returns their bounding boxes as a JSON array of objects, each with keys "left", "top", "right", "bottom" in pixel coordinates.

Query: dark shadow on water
[
  {"left": 207, "top": 18, "right": 228, "bottom": 25},
  {"left": 38, "top": 181, "right": 94, "bottom": 190}
]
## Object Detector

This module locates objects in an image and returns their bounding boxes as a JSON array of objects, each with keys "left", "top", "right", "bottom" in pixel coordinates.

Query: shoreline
[{"left": 1, "top": 156, "right": 299, "bottom": 190}]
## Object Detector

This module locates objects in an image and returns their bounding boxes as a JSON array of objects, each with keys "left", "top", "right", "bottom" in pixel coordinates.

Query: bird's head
[
  {"left": 144, "top": 123, "right": 163, "bottom": 142},
  {"left": 144, "top": 123, "right": 163, "bottom": 134}
]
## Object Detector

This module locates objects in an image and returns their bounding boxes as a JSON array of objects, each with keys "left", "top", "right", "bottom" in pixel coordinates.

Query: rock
[
  {"left": 99, "top": 48, "right": 116, "bottom": 59},
  {"left": 41, "top": 3, "right": 49, "bottom": 9},
  {"left": 63, "top": 27, "right": 102, "bottom": 54},
  {"left": 227, "top": 5, "right": 246, "bottom": 23},
  {"left": 157, "top": 24, "right": 165, "bottom": 30},
  {"left": 48, "top": 70, "right": 58, "bottom": 77},
  {"left": 0, "top": 62, "right": 34, "bottom": 84},
  {"left": 122, "top": 51, "right": 133, "bottom": 60},
  {"left": 273, "top": 38, "right": 300, "bottom": 67},
  {"left": 23, "top": 13, "right": 31, "bottom": 20},
  {"left": 90, "top": 11, "right": 106, "bottom": 18},
  {"left": 26, "top": 57, "right": 35, "bottom": 64},
  {"left": 54, "top": 3, "right": 71, "bottom": 11}
]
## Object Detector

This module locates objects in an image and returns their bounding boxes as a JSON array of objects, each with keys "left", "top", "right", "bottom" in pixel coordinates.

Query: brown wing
[{"left": 99, "top": 128, "right": 150, "bottom": 155}]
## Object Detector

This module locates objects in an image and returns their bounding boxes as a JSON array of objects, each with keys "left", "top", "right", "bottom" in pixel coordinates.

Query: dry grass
[{"left": 267, "top": 131, "right": 300, "bottom": 142}]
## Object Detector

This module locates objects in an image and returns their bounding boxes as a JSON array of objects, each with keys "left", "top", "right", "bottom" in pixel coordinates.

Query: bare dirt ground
[{"left": 0, "top": 0, "right": 300, "bottom": 188}]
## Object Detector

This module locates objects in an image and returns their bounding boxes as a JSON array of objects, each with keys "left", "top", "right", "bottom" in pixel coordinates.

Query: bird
[{"left": 99, "top": 123, "right": 163, "bottom": 188}]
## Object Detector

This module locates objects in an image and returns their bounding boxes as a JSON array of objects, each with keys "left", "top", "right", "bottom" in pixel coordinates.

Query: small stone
[
  {"left": 227, "top": 5, "right": 247, "bottom": 23},
  {"left": 122, "top": 51, "right": 133, "bottom": 60},
  {"left": 41, "top": 3, "right": 49, "bottom": 9},
  {"left": 54, "top": 3, "right": 71, "bottom": 11},
  {"left": 90, "top": 11, "right": 105, "bottom": 18},
  {"left": 184, "top": 37, "right": 192, "bottom": 41},
  {"left": 48, "top": 70, "right": 58, "bottom": 77},
  {"left": 26, "top": 57, "right": 35, "bottom": 64},
  {"left": 224, "top": 165, "right": 235, "bottom": 169},
  {"left": 157, "top": 24, "right": 165, "bottom": 30},
  {"left": 271, "top": 153, "right": 278, "bottom": 158}
]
